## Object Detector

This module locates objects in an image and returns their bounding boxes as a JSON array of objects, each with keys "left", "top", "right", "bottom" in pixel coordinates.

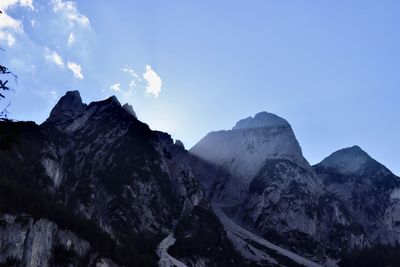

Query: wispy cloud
[
  {"left": 19, "top": 0, "right": 34, "bottom": 10},
  {"left": 67, "top": 32, "right": 75, "bottom": 45},
  {"left": 110, "top": 83, "right": 121, "bottom": 92},
  {"left": 44, "top": 48, "right": 64, "bottom": 67},
  {"left": 143, "top": 65, "right": 162, "bottom": 98},
  {"left": 67, "top": 61, "right": 84, "bottom": 79},
  {"left": 123, "top": 66, "right": 141, "bottom": 88},
  {"left": 111, "top": 65, "right": 163, "bottom": 98},
  {"left": 0, "top": 31, "right": 16, "bottom": 46},
  {"left": 0, "top": 0, "right": 34, "bottom": 11},
  {"left": 52, "top": 0, "right": 90, "bottom": 27},
  {"left": 0, "top": 12, "right": 22, "bottom": 31}
]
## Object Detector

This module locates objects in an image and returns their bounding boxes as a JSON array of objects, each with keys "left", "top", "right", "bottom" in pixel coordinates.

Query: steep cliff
[{"left": 0, "top": 91, "right": 244, "bottom": 267}]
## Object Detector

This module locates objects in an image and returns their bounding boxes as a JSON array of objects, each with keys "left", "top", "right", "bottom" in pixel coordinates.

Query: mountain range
[{"left": 0, "top": 91, "right": 399, "bottom": 267}]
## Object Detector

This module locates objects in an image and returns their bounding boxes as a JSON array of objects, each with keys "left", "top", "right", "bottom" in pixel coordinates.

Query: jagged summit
[
  {"left": 90, "top": 95, "right": 121, "bottom": 107},
  {"left": 46, "top": 91, "right": 139, "bottom": 122},
  {"left": 123, "top": 103, "right": 137, "bottom": 119},
  {"left": 232, "top": 111, "right": 289, "bottom": 130},
  {"left": 107, "top": 95, "right": 120, "bottom": 104},
  {"left": 191, "top": 111, "right": 308, "bottom": 174},
  {"left": 190, "top": 111, "right": 311, "bottom": 206},
  {"left": 44, "top": 91, "right": 142, "bottom": 134},
  {"left": 1, "top": 92, "right": 235, "bottom": 267},
  {"left": 317, "top": 145, "right": 376, "bottom": 175},
  {"left": 48, "top": 90, "right": 86, "bottom": 122}
]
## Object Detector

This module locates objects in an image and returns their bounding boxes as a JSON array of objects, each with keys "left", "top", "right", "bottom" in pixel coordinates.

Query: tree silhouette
[{"left": 0, "top": 10, "right": 16, "bottom": 120}]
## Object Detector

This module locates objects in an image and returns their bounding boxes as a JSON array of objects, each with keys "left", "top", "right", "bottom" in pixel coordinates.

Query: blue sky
[{"left": 1, "top": 1, "right": 399, "bottom": 174}]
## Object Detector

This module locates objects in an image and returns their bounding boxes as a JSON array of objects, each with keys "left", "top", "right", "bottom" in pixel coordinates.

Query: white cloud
[
  {"left": 0, "top": 0, "right": 33, "bottom": 11},
  {"left": 52, "top": 0, "right": 90, "bottom": 27},
  {"left": 0, "top": 31, "right": 16, "bottom": 46},
  {"left": 0, "top": 0, "right": 16, "bottom": 10},
  {"left": 110, "top": 83, "right": 121, "bottom": 92},
  {"left": 44, "top": 48, "right": 64, "bottom": 67},
  {"left": 0, "top": 12, "right": 22, "bottom": 31},
  {"left": 123, "top": 67, "right": 140, "bottom": 79},
  {"left": 143, "top": 65, "right": 162, "bottom": 98},
  {"left": 20, "top": 0, "right": 34, "bottom": 10},
  {"left": 0, "top": 0, "right": 34, "bottom": 46},
  {"left": 67, "top": 61, "right": 84, "bottom": 79},
  {"left": 0, "top": 0, "right": 90, "bottom": 109},
  {"left": 67, "top": 32, "right": 75, "bottom": 45},
  {"left": 0, "top": 0, "right": 34, "bottom": 29}
]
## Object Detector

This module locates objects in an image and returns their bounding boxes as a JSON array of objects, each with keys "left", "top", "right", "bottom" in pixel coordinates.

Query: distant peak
[
  {"left": 318, "top": 145, "right": 374, "bottom": 175},
  {"left": 123, "top": 103, "right": 137, "bottom": 119},
  {"left": 48, "top": 90, "right": 86, "bottom": 122},
  {"left": 232, "top": 111, "right": 289, "bottom": 130},
  {"left": 335, "top": 145, "right": 368, "bottom": 157}
]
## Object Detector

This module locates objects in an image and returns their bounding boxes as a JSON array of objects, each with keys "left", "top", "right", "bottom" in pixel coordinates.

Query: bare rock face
[
  {"left": 0, "top": 213, "right": 112, "bottom": 267},
  {"left": 232, "top": 111, "right": 290, "bottom": 130},
  {"left": 189, "top": 112, "right": 367, "bottom": 261},
  {"left": 314, "top": 146, "right": 400, "bottom": 245},
  {"left": 190, "top": 111, "right": 315, "bottom": 207},
  {"left": 190, "top": 112, "right": 311, "bottom": 206},
  {"left": 317, "top": 145, "right": 374, "bottom": 176}
]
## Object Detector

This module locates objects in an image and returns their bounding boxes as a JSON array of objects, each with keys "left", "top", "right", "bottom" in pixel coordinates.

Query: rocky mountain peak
[
  {"left": 190, "top": 111, "right": 311, "bottom": 206},
  {"left": 107, "top": 95, "right": 119, "bottom": 104},
  {"left": 47, "top": 90, "right": 86, "bottom": 123},
  {"left": 96, "top": 95, "right": 121, "bottom": 106},
  {"left": 45, "top": 92, "right": 132, "bottom": 133},
  {"left": 232, "top": 111, "right": 289, "bottom": 130},
  {"left": 318, "top": 145, "right": 375, "bottom": 175},
  {"left": 122, "top": 103, "right": 137, "bottom": 119},
  {"left": 191, "top": 111, "right": 308, "bottom": 175}
]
